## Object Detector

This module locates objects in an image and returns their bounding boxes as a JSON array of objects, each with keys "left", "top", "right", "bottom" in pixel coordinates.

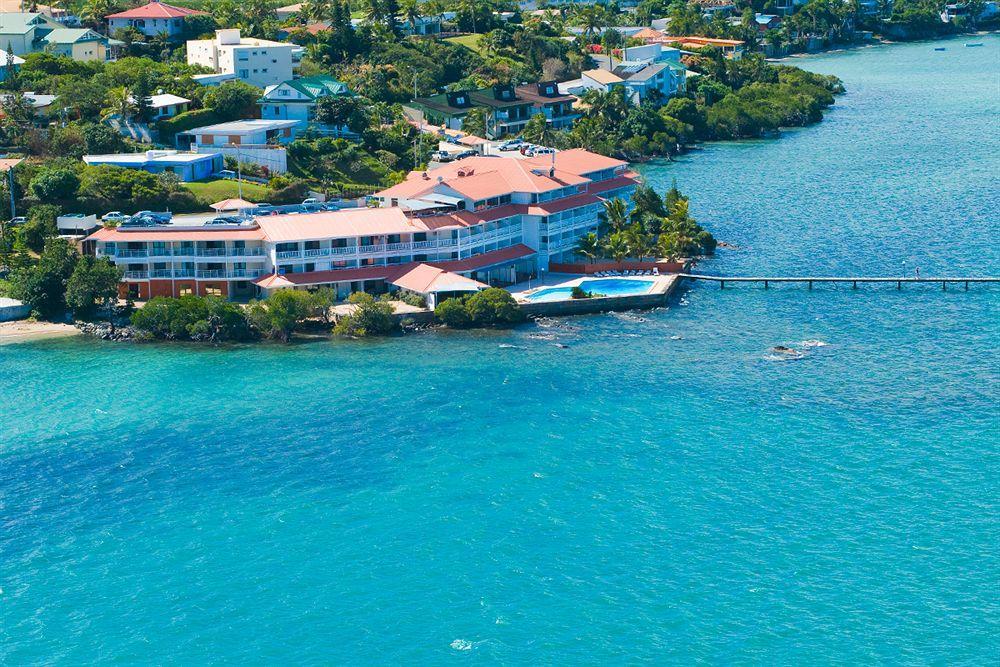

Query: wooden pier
[{"left": 679, "top": 274, "right": 1000, "bottom": 291}]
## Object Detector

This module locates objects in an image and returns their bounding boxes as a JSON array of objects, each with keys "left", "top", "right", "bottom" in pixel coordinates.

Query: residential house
[
  {"left": 0, "top": 12, "right": 60, "bottom": 55},
  {"left": 258, "top": 75, "right": 355, "bottom": 136},
  {"left": 634, "top": 29, "right": 745, "bottom": 59},
  {"left": 0, "top": 49, "right": 23, "bottom": 82},
  {"left": 106, "top": 0, "right": 208, "bottom": 39},
  {"left": 83, "top": 150, "right": 222, "bottom": 181},
  {"left": 754, "top": 13, "right": 782, "bottom": 32},
  {"left": 134, "top": 93, "right": 191, "bottom": 119},
  {"left": 561, "top": 59, "right": 686, "bottom": 105},
  {"left": 187, "top": 29, "right": 299, "bottom": 89},
  {"left": 512, "top": 81, "right": 580, "bottom": 130},
  {"left": 404, "top": 90, "right": 476, "bottom": 133},
  {"left": 469, "top": 84, "right": 535, "bottom": 138},
  {"left": 175, "top": 118, "right": 302, "bottom": 173},
  {"left": 275, "top": 2, "right": 303, "bottom": 20},
  {"left": 42, "top": 28, "right": 111, "bottom": 61},
  {"left": 85, "top": 149, "right": 639, "bottom": 301}
]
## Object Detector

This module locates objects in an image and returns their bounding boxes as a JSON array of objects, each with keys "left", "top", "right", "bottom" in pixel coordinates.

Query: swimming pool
[{"left": 526, "top": 278, "right": 656, "bottom": 303}]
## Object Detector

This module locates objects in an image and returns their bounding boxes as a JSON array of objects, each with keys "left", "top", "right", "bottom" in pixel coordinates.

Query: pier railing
[{"left": 680, "top": 274, "right": 1000, "bottom": 290}]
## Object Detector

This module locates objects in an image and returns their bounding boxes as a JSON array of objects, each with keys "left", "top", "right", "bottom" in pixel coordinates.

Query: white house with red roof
[
  {"left": 106, "top": 0, "right": 207, "bottom": 39},
  {"left": 83, "top": 149, "right": 639, "bottom": 302}
]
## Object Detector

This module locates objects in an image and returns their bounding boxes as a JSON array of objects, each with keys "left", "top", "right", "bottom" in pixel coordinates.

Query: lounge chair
[{"left": 652, "top": 267, "right": 660, "bottom": 276}]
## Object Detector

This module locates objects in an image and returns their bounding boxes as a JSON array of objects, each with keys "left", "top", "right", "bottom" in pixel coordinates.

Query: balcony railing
[
  {"left": 106, "top": 247, "right": 266, "bottom": 258},
  {"left": 276, "top": 250, "right": 301, "bottom": 259},
  {"left": 117, "top": 250, "right": 148, "bottom": 258},
  {"left": 197, "top": 248, "right": 228, "bottom": 257},
  {"left": 197, "top": 270, "right": 227, "bottom": 278},
  {"left": 123, "top": 271, "right": 148, "bottom": 279}
]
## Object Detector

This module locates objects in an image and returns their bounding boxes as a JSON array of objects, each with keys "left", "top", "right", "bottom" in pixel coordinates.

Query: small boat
[
  {"left": 934, "top": 47, "right": 947, "bottom": 51},
  {"left": 965, "top": 42, "right": 984, "bottom": 47}
]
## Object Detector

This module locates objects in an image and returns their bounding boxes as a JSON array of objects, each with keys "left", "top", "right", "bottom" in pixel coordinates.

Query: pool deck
[
  {"left": 510, "top": 272, "right": 682, "bottom": 317},
  {"left": 509, "top": 273, "right": 676, "bottom": 302}
]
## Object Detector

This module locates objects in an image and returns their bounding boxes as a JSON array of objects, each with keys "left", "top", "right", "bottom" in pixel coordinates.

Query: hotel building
[{"left": 85, "top": 149, "right": 638, "bottom": 301}]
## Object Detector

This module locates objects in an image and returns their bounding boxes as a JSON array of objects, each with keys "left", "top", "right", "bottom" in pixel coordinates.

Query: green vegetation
[
  {"left": 333, "top": 292, "right": 397, "bottom": 337},
  {"left": 181, "top": 179, "right": 273, "bottom": 205},
  {"left": 246, "top": 289, "right": 316, "bottom": 342},
  {"left": 570, "top": 285, "right": 595, "bottom": 299},
  {"left": 574, "top": 184, "right": 716, "bottom": 265},
  {"left": 434, "top": 288, "right": 524, "bottom": 328},
  {"left": 66, "top": 256, "right": 124, "bottom": 320},
  {"left": 131, "top": 295, "right": 255, "bottom": 342}
]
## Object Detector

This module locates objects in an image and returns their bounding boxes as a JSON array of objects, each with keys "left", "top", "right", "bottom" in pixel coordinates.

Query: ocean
[{"left": 2, "top": 35, "right": 998, "bottom": 663}]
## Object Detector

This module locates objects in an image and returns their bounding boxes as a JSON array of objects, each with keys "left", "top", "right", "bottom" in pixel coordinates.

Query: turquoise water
[
  {"left": 527, "top": 278, "right": 655, "bottom": 302},
  {"left": 2, "top": 36, "right": 998, "bottom": 663}
]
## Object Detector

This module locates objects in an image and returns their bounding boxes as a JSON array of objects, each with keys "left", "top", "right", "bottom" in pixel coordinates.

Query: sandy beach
[{"left": 0, "top": 320, "right": 80, "bottom": 344}]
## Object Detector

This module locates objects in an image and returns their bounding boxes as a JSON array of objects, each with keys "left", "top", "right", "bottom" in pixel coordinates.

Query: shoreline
[
  {"left": 0, "top": 320, "right": 80, "bottom": 344},
  {"left": 770, "top": 29, "right": 998, "bottom": 62}
]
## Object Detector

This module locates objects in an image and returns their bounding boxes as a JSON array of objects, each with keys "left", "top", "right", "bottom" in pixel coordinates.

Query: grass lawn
[
  {"left": 183, "top": 179, "right": 272, "bottom": 205},
  {"left": 444, "top": 34, "right": 485, "bottom": 55}
]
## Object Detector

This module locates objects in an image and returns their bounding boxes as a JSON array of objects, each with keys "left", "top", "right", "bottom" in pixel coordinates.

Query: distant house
[
  {"left": 349, "top": 14, "right": 446, "bottom": 36},
  {"left": 106, "top": 0, "right": 208, "bottom": 39},
  {"left": 0, "top": 91, "right": 58, "bottom": 117},
  {"left": 175, "top": 119, "right": 302, "bottom": 173},
  {"left": 754, "top": 13, "right": 782, "bottom": 32},
  {"left": 131, "top": 93, "right": 191, "bottom": 119},
  {"left": 561, "top": 60, "right": 686, "bottom": 106},
  {"left": 0, "top": 12, "right": 61, "bottom": 55},
  {"left": 187, "top": 29, "right": 299, "bottom": 89},
  {"left": 275, "top": 2, "right": 303, "bottom": 20},
  {"left": 84, "top": 150, "right": 223, "bottom": 181},
  {"left": 635, "top": 29, "right": 745, "bottom": 59},
  {"left": 513, "top": 82, "right": 580, "bottom": 130},
  {"left": 469, "top": 84, "right": 535, "bottom": 138},
  {"left": 0, "top": 50, "right": 24, "bottom": 82},
  {"left": 259, "top": 75, "right": 355, "bottom": 135},
  {"left": 42, "top": 28, "right": 111, "bottom": 61}
]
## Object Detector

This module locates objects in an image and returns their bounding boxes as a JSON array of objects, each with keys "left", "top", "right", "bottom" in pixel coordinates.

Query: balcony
[
  {"left": 123, "top": 271, "right": 148, "bottom": 279},
  {"left": 117, "top": 249, "right": 148, "bottom": 258},
  {"left": 150, "top": 269, "right": 173, "bottom": 278},
  {"left": 197, "top": 248, "right": 228, "bottom": 257},
  {"left": 229, "top": 269, "right": 263, "bottom": 278},
  {"left": 276, "top": 250, "right": 302, "bottom": 259},
  {"left": 174, "top": 269, "right": 195, "bottom": 277},
  {"left": 358, "top": 244, "right": 385, "bottom": 254},
  {"left": 229, "top": 247, "right": 265, "bottom": 257},
  {"left": 197, "top": 270, "right": 227, "bottom": 278},
  {"left": 304, "top": 248, "right": 330, "bottom": 258}
]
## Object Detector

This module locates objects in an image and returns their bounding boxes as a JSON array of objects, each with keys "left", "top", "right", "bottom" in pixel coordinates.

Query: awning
[{"left": 211, "top": 198, "right": 255, "bottom": 211}]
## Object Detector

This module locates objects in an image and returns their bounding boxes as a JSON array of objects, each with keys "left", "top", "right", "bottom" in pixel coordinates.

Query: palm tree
[
  {"left": 101, "top": 86, "right": 136, "bottom": 122},
  {"left": 81, "top": 0, "right": 113, "bottom": 29},
  {"left": 602, "top": 197, "right": 629, "bottom": 233},
  {"left": 399, "top": 0, "right": 422, "bottom": 34},
  {"left": 574, "top": 232, "right": 601, "bottom": 264},
  {"left": 603, "top": 232, "right": 629, "bottom": 268},
  {"left": 576, "top": 5, "right": 604, "bottom": 39},
  {"left": 303, "top": 0, "right": 333, "bottom": 22},
  {"left": 625, "top": 224, "right": 654, "bottom": 262}
]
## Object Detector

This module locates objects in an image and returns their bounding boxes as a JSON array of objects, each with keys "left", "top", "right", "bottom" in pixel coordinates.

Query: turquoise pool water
[
  {"left": 2, "top": 36, "right": 998, "bottom": 663},
  {"left": 527, "top": 278, "right": 655, "bottom": 302}
]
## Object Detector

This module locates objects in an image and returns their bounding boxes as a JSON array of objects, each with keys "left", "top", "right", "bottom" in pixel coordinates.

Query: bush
[
  {"left": 434, "top": 288, "right": 524, "bottom": 328},
  {"left": 333, "top": 291, "right": 396, "bottom": 337},
  {"left": 17, "top": 204, "right": 61, "bottom": 252},
  {"left": 246, "top": 289, "right": 314, "bottom": 341},
  {"left": 131, "top": 295, "right": 255, "bottom": 341},
  {"left": 66, "top": 256, "right": 122, "bottom": 319},
  {"left": 464, "top": 287, "right": 524, "bottom": 326},
  {"left": 570, "top": 285, "right": 592, "bottom": 299},
  {"left": 381, "top": 290, "right": 427, "bottom": 309},
  {"left": 434, "top": 297, "right": 471, "bottom": 328},
  {"left": 7, "top": 237, "right": 78, "bottom": 320},
  {"left": 29, "top": 168, "right": 80, "bottom": 201}
]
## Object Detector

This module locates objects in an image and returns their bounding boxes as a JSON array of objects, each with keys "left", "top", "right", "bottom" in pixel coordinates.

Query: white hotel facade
[{"left": 85, "top": 150, "right": 638, "bottom": 302}]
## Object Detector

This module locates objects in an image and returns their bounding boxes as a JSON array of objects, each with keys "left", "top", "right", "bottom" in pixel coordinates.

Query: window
[
  {"left": 205, "top": 284, "right": 222, "bottom": 297},
  {"left": 179, "top": 284, "right": 193, "bottom": 296}
]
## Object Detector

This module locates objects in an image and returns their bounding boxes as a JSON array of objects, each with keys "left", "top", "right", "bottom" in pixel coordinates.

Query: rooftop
[
  {"left": 106, "top": 0, "right": 207, "bottom": 19},
  {"left": 83, "top": 150, "right": 218, "bottom": 165},
  {"left": 261, "top": 75, "right": 351, "bottom": 101},
  {"left": 181, "top": 119, "right": 302, "bottom": 135}
]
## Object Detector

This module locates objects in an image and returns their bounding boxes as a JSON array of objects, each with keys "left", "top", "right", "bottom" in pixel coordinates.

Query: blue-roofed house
[{"left": 83, "top": 150, "right": 222, "bottom": 181}]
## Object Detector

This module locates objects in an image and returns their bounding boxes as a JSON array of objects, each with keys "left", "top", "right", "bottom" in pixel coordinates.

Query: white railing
[
  {"left": 304, "top": 248, "right": 329, "bottom": 257},
  {"left": 117, "top": 250, "right": 148, "bottom": 258},
  {"left": 276, "top": 250, "right": 301, "bottom": 259},
  {"left": 123, "top": 271, "right": 148, "bottom": 279},
  {"left": 197, "top": 270, "right": 226, "bottom": 278},
  {"left": 197, "top": 248, "right": 227, "bottom": 257}
]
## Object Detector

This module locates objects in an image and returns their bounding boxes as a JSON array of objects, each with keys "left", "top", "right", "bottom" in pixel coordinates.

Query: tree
[
  {"left": 521, "top": 112, "right": 552, "bottom": 146},
  {"left": 17, "top": 204, "right": 60, "bottom": 252},
  {"left": 309, "top": 286, "right": 337, "bottom": 325},
  {"left": 65, "top": 255, "right": 123, "bottom": 319},
  {"left": 632, "top": 184, "right": 667, "bottom": 218},
  {"left": 81, "top": 0, "right": 114, "bottom": 28},
  {"left": 573, "top": 232, "right": 601, "bottom": 264},
  {"left": 83, "top": 123, "right": 126, "bottom": 154},
  {"left": 314, "top": 95, "right": 370, "bottom": 134},
  {"left": 460, "top": 107, "right": 488, "bottom": 138},
  {"left": 29, "top": 168, "right": 80, "bottom": 201},
  {"left": 464, "top": 287, "right": 523, "bottom": 326},
  {"left": 602, "top": 197, "right": 629, "bottom": 232},
  {"left": 332, "top": 291, "right": 396, "bottom": 336},
  {"left": 434, "top": 297, "right": 471, "bottom": 327},
  {"left": 101, "top": 85, "right": 136, "bottom": 121},
  {"left": 203, "top": 80, "right": 263, "bottom": 120},
  {"left": 131, "top": 295, "right": 254, "bottom": 341},
  {"left": 657, "top": 231, "right": 684, "bottom": 262},
  {"left": 8, "top": 237, "right": 78, "bottom": 320},
  {"left": 603, "top": 231, "right": 629, "bottom": 267},
  {"left": 625, "top": 223, "right": 654, "bottom": 262},
  {"left": 247, "top": 289, "right": 313, "bottom": 341}
]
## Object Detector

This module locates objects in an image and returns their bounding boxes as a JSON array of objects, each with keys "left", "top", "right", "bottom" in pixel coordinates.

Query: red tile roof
[
  {"left": 86, "top": 226, "right": 266, "bottom": 242},
  {"left": 106, "top": 1, "right": 207, "bottom": 19},
  {"left": 253, "top": 245, "right": 536, "bottom": 287}
]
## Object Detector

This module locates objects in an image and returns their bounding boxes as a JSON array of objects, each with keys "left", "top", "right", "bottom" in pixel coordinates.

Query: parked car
[
  {"left": 218, "top": 169, "right": 237, "bottom": 180},
  {"left": 526, "top": 146, "right": 556, "bottom": 157},
  {"left": 433, "top": 150, "right": 457, "bottom": 163},
  {"left": 6, "top": 216, "right": 26, "bottom": 226},
  {"left": 454, "top": 150, "right": 478, "bottom": 159},
  {"left": 101, "top": 211, "right": 128, "bottom": 224},
  {"left": 302, "top": 198, "right": 319, "bottom": 205},
  {"left": 497, "top": 138, "right": 524, "bottom": 151},
  {"left": 133, "top": 210, "right": 171, "bottom": 224}
]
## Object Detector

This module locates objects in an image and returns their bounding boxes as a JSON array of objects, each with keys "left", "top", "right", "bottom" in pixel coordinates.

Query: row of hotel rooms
[{"left": 83, "top": 150, "right": 638, "bottom": 303}]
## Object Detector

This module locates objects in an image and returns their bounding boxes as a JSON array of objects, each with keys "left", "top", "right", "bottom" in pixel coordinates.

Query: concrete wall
[
  {"left": 0, "top": 298, "right": 31, "bottom": 321},
  {"left": 519, "top": 288, "right": 676, "bottom": 318},
  {"left": 548, "top": 260, "right": 688, "bottom": 274}
]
